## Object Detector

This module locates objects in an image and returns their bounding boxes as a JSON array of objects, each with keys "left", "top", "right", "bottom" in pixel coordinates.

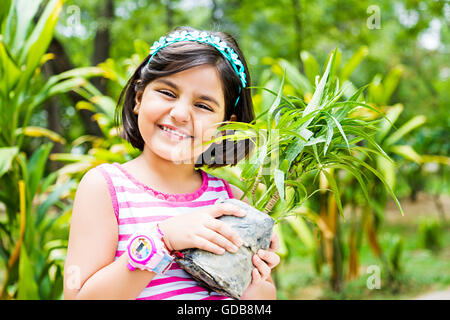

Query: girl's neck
[{"left": 130, "top": 146, "right": 202, "bottom": 194}]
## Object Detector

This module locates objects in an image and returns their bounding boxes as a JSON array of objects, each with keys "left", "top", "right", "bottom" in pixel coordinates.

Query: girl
[{"left": 64, "top": 26, "right": 280, "bottom": 300}]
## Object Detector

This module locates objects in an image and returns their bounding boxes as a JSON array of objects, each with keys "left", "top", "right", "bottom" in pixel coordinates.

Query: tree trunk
[
  {"left": 433, "top": 194, "right": 447, "bottom": 224},
  {"left": 291, "top": 0, "right": 303, "bottom": 73},
  {"left": 47, "top": 38, "right": 103, "bottom": 137},
  {"left": 347, "top": 206, "right": 360, "bottom": 280},
  {"left": 319, "top": 170, "right": 344, "bottom": 292},
  {"left": 92, "top": 0, "right": 114, "bottom": 94},
  {"left": 165, "top": 0, "right": 174, "bottom": 30},
  {"left": 328, "top": 193, "right": 343, "bottom": 292},
  {"left": 41, "top": 61, "right": 64, "bottom": 171},
  {"left": 210, "top": 0, "right": 219, "bottom": 25}
]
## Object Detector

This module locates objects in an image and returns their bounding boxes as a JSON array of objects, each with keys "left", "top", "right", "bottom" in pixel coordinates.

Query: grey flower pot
[{"left": 175, "top": 197, "right": 275, "bottom": 299}]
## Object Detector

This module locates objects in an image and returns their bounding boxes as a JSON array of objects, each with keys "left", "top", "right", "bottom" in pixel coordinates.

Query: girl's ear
[
  {"left": 134, "top": 90, "right": 143, "bottom": 114},
  {"left": 219, "top": 113, "right": 237, "bottom": 129}
]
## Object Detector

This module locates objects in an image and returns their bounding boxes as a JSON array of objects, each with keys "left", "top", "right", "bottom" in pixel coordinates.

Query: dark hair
[{"left": 115, "top": 26, "right": 255, "bottom": 168}]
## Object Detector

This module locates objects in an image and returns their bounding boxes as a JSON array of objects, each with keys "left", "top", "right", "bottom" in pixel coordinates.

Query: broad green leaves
[{"left": 0, "top": 0, "right": 99, "bottom": 299}]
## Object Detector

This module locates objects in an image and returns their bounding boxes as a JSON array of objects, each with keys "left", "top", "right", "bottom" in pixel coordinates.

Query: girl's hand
[
  {"left": 241, "top": 233, "right": 280, "bottom": 300},
  {"left": 158, "top": 202, "right": 246, "bottom": 255}
]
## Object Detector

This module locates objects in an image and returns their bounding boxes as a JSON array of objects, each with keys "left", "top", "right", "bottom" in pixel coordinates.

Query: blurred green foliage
[{"left": 0, "top": 0, "right": 449, "bottom": 299}]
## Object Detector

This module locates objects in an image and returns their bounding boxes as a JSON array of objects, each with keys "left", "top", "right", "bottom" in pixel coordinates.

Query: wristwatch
[{"left": 126, "top": 225, "right": 174, "bottom": 274}]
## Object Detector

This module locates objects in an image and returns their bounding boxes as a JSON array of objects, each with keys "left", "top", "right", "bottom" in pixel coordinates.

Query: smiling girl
[{"left": 64, "top": 26, "right": 280, "bottom": 300}]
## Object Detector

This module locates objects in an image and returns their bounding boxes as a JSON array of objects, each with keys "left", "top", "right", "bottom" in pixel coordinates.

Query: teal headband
[{"left": 147, "top": 30, "right": 246, "bottom": 107}]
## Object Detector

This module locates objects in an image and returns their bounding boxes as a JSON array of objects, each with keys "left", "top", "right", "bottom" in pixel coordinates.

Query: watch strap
[{"left": 152, "top": 252, "right": 174, "bottom": 274}]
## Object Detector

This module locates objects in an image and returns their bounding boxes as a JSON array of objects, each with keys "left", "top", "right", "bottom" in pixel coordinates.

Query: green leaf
[
  {"left": 0, "top": 146, "right": 18, "bottom": 178},
  {"left": 15, "top": 0, "right": 62, "bottom": 95},
  {"left": 382, "top": 65, "right": 404, "bottom": 105},
  {"left": 368, "top": 74, "right": 384, "bottom": 105},
  {"left": 285, "top": 129, "right": 313, "bottom": 165},
  {"left": 339, "top": 46, "right": 369, "bottom": 83},
  {"left": 376, "top": 155, "right": 396, "bottom": 190},
  {"left": 324, "top": 118, "right": 334, "bottom": 155},
  {"left": 37, "top": 180, "right": 77, "bottom": 227},
  {"left": 340, "top": 154, "right": 404, "bottom": 216},
  {"left": 267, "top": 73, "right": 285, "bottom": 128},
  {"left": 8, "top": 0, "right": 42, "bottom": 58},
  {"left": 279, "top": 158, "right": 290, "bottom": 173},
  {"left": 285, "top": 215, "right": 315, "bottom": 252},
  {"left": 274, "top": 168, "right": 285, "bottom": 202},
  {"left": 303, "top": 50, "right": 334, "bottom": 121},
  {"left": 300, "top": 50, "right": 319, "bottom": 86},
  {"left": 0, "top": 40, "right": 21, "bottom": 96},
  {"left": 0, "top": 0, "right": 12, "bottom": 27},
  {"left": 321, "top": 47, "right": 341, "bottom": 82},
  {"left": 17, "top": 246, "right": 40, "bottom": 299},
  {"left": 330, "top": 161, "right": 370, "bottom": 204},
  {"left": 384, "top": 115, "right": 427, "bottom": 147},
  {"left": 278, "top": 58, "right": 312, "bottom": 94},
  {"left": 18, "top": 0, "right": 62, "bottom": 65},
  {"left": 27, "top": 143, "right": 53, "bottom": 204},
  {"left": 329, "top": 113, "right": 350, "bottom": 152},
  {"left": 377, "top": 103, "right": 404, "bottom": 143},
  {"left": 348, "top": 83, "right": 370, "bottom": 102},
  {"left": 390, "top": 145, "right": 422, "bottom": 164},
  {"left": 321, "top": 169, "right": 344, "bottom": 218},
  {"left": 49, "top": 153, "right": 97, "bottom": 163}
]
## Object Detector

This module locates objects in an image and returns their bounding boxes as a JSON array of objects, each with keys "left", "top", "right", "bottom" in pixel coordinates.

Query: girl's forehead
[
  {"left": 150, "top": 65, "right": 225, "bottom": 105},
  {"left": 161, "top": 64, "right": 221, "bottom": 83}
]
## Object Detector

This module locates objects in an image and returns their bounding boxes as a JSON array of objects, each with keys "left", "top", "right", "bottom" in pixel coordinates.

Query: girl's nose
[{"left": 169, "top": 101, "right": 191, "bottom": 123}]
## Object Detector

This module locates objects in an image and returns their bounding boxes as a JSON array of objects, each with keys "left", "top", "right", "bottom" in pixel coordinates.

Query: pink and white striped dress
[{"left": 96, "top": 162, "right": 234, "bottom": 300}]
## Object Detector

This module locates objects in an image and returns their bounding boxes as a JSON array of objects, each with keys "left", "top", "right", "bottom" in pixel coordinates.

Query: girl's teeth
[{"left": 161, "top": 126, "right": 188, "bottom": 138}]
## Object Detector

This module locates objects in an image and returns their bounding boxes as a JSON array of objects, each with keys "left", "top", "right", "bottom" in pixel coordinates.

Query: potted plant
[{"left": 175, "top": 49, "right": 403, "bottom": 299}]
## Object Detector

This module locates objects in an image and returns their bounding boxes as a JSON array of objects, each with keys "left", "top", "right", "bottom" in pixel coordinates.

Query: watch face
[{"left": 129, "top": 235, "right": 154, "bottom": 262}]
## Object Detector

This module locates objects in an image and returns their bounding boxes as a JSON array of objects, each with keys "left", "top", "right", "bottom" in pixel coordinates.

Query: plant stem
[
  {"left": 250, "top": 166, "right": 263, "bottom": 200},
  {"left": 0, "top": 180, "right": 26, "bottom": 299},
  {"left": 264, "top": 189, "right": 280, "bottom": 214}
]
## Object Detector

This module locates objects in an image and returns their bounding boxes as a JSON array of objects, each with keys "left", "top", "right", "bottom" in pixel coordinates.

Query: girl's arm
[{"left": 64, "top": 168, "right": 155, "bottom": 300}]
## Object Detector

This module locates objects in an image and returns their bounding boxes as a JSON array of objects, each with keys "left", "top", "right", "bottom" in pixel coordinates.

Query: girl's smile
[
  {"left": 157, "top": 123, "right": 194, "bottom": 140},
  {"left": 134, "top": 64, "right": 226, "bottom": 163}
]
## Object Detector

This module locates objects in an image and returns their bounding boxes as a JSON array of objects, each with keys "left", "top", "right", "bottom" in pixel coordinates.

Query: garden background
[{"left": 0, "top": 0, "right": 449, "bottom": 299}]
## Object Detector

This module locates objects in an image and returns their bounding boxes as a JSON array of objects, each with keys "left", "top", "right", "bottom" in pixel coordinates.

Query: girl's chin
[{"left": 149, "top": 144, "right": 204, "bottom": 165}]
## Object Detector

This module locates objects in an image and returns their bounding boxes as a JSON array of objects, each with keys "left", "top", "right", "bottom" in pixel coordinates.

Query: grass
[{"left": 275, "top": 209, "right": 450, "bottom": 300}]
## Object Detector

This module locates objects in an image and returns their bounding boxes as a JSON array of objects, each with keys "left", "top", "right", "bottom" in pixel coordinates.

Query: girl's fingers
[
  {"left": 269, "top": 233, "right": 279, "bottom": 252},
  {"left": 251, "top": 268, "right": 261, "bottom": 285},
  {"left": 193, "top": 235, "right": 226, "bottom": 255},
  {"left": 204, "top": 218, "right": 243, "bottom": 248},
  {"left": 257, "top": 249, "right": 280, "bottom": 269},
  {"left": 199, "top": 226, "right": 240, "bottom": 253},
  {"left": 252, "top": 254, "right": 270, "bottom": 281},
  {"left": 210, "top": 203, "right": 246, "bottom": 219}
]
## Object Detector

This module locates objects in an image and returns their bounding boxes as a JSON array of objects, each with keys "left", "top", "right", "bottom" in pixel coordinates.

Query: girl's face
[{"left": 134, "top": 64, "right": 226, "bottom": 164}]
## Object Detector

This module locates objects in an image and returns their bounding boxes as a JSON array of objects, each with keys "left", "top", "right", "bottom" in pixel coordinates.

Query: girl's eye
[
  {"left": 157, "top": 89, "right": 212, "bottom": 111},
  {"left": 158, "top": 90, "right": 176, "bottom": 98},
  {"left": 196, "top": 104, "right": 213, "bottom": 111}
]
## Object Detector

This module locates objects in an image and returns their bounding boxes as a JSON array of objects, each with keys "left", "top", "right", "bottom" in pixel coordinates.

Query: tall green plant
[
  {"left": 0, "top": 0, "right": 104, "bottom": 299},
  {"left": 206, "top": 49, "right": 402, "bottom": 288},
  {"left": 341, "top": 70, "right": 430, "bottom": 284}
]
